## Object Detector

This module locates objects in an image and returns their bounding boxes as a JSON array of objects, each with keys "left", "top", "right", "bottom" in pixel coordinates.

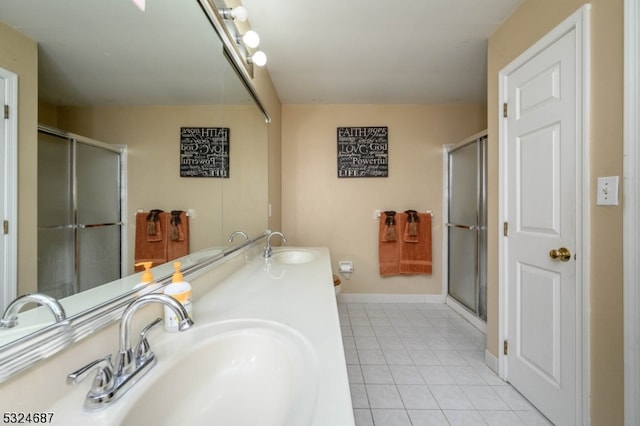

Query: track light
[{"left": 218, "top": 6, "right": 248, "bottom": 22}]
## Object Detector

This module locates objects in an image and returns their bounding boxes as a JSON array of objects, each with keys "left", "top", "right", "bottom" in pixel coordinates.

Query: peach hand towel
[
  {"left": 135, "top": 211, "right": 167, "bottom": 270},
  {"left": 403, "top": 210, "right": 420, "bottom": 243},
  {"left": 167, "top": 211, "right": 189, "bottom": 261},
  {"left": 379, "top": 212, "right": 404, "bottom": 276},
  {"left": 399, "top": 212, "right": 432, "bottom": 275}
]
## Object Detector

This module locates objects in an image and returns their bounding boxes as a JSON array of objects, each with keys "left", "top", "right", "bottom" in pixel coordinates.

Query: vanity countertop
[{"left": 48, "top": 246, "right": 354, "bottom": 426}]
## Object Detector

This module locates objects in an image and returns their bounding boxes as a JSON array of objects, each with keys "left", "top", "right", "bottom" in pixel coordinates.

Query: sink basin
[
  {"left": 119, "top": 319, "right": 318, "bottom": 426},
  {"left": 271, "top": 249, "right": 316, "bottom": 264}
]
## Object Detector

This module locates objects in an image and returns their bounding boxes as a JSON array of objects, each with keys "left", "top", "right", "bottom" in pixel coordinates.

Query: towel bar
[{"left": 375, "top": 209, "right": 433, "bottom": 219}]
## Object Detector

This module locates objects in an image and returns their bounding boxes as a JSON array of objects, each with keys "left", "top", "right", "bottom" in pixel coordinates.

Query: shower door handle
[{"left": 445, "top": 223, "right": 478, "bottom": 231}]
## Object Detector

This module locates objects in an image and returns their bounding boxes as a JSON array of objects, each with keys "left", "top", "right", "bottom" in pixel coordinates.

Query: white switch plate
[{"left": 596, "top": 176, "right": 619, "bottom": 206}]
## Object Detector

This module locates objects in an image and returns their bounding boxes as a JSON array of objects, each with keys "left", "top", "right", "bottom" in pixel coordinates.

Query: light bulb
[
  {"left": 131, "top": 0, "right": 145, "bottom": 11},
  {"left": 231, "top": 6, "right": 248, "bottom": 22},
  {"left": 251, "top": 51, "right": 267, "bottom": 67},
  {"left": 242, "top": 30, "right": 260, "bottom": 49}
]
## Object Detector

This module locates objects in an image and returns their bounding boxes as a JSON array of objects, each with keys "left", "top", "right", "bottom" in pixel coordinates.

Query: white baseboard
[
  {"left": 336, "top": 293, "right": 446, "bottom": 304},
  {"left": 485, "top": 349, "right": 499, "bottom": 373}
]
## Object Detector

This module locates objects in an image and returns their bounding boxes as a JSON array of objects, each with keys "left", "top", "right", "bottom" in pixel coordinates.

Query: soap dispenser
[
  {"left": 134, "top": 261, "right": 155, "bottom": 290},
  {"left": 163, "top": 261, "right": 193, "bottom": 332}
]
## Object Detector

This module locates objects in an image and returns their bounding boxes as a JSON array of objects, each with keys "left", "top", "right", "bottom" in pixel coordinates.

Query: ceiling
[
  {"left": 0, "top": 0, "right": 252, "bottom": 106},
  {"left": 0, "top": 0, "right": 523, "bottom": 106},
  {"left": 242, "top": 0, "right": 523, "bottom": 104}
]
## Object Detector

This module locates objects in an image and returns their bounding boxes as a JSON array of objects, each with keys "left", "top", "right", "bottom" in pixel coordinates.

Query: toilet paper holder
[{"left": 338, "top": 261, "right": 354, "bottom": 279}]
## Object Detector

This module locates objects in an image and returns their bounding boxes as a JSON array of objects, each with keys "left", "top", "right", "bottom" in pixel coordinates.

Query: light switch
[{"left": 596, "top": 176, "right": 619, "bottom": 206}]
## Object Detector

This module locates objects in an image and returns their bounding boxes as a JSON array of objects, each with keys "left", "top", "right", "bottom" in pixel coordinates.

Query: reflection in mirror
[{"left": 0, "top": 0, "right": 269, "bottom": 355}]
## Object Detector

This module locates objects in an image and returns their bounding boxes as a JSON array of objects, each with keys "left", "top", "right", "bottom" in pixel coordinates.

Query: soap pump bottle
[
  {"left": 164, "top": 261, "right": 193, "bottom": 332},
  {"left": 134, "top": 261, "right": 155, "bottom": 289}
]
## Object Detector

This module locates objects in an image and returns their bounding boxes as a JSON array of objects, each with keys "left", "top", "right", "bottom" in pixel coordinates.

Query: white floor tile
[
  {"left": 461, "top": 385, "right": 511, "bottom": 410},
  {"left": 383, "top": 349, "right": 413, "bottom": 365},
  {"left": 418, "top": 366, "right": 456, "bottom": 385},
  {"left": 389, "top": 365, "right": 425, "bottom": 384},
  {"left": 406, "top": 409, "right": 450, "bottom": 426},
  {"left": 492, "top": 385, "right": 536, "bottom": 411},
  {"left": 366, "top": 384, "right": 404, "bottom": 408},
  {"left": 344, "top": 349, "right": 360, "bottom": 364},
  {"left": 446, "top": 365, "right": 486, "bottom": 385},
  {"left": 443, "top": 409, "right": 488, "bottom": 426},
  {"left": 428, "top": 384, "right": 474, "bottom": 409},
  {"left": 371, "top": 409, "right": 412, "bottom": 426},
  {"left": 350, "top": 384, "right": 370, "bottom": 408},
  {"left": 353, "top": 409, "right": 374, "bottom": 426},
  {"left": 397, "top": 384, "right": 439, "bottom": 409},
  {"left": 340, "top": 302, "right": 551, "bottom": 426},
  {"left": 361, "top": 365, "right": 394, "bottom": 384},
  {"left": 410, "top": 350, "right": 440, "bottom": 366},
  {"left": 479, "top": 410, "right": 526, "bottom": 425},
  {"left": 358, "top": 349, "right": 386, "bottom": 365}
]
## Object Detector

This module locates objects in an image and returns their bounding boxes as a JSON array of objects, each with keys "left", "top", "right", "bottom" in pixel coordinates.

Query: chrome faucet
[
  {"left": 67, "top": 294, "right": 193, "bottom": 409},
  {"left": 228, "top": 230, "right": 249, "bottom": 243},
  {"left": 0, "top": 293, "right": 66, "bottom": 328},
  {"left": 263, "top": 231, "right": 287, "bottom": 258}
]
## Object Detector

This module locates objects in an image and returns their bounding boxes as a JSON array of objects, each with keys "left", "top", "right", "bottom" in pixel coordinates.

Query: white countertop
[{"left": 47, "top": 246, "right": 354, "bottom": 426}]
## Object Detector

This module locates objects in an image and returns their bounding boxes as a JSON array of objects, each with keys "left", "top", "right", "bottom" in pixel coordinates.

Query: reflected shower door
[{"left": 38, "top": 128, "right": 123, "bottom": 298}]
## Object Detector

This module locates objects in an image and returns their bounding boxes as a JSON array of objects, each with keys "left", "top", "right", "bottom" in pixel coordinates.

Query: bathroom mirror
[{"left": 0, "top": 0, "right": 269, "bottom": 356}]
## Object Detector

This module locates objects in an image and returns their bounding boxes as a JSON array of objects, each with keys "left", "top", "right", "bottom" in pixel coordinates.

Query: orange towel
[
  {"left": 167, "top": 211, "right": 189, "bottom": 261},
  {"left": 379, "top": 212, "right": 404, "bottom": 276},
  {"left": 399, "top": 212, "right": 432, "bottom": 275},
  {"left": 135, "top": 211, "right": 167, "bottom": 271}
]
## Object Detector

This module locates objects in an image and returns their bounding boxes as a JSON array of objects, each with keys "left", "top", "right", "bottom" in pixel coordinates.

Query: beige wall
[
  {"left": 57, "top": 104, "right": 268, "bottom": 273},
  {"left": 487, "top": 0, "right": 624, "bottom": 423},
  {"left": 0, "top": 22, "right": 38, "bottom": 295},
  {"left": 282, "top": 104, "right": 486, "bottom": 294}
]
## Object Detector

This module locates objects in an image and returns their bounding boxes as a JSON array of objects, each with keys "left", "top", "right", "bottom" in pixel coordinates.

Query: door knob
[{"left": 549, "top": 247, "right": 571, "bottom": 262}]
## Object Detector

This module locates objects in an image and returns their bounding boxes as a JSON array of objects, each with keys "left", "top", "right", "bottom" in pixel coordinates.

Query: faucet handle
[
  {"left": 67, "top": 355, "right": 114, "bottom": 393},
  {"left": 135, "top": 317, "right": 162, "bottom": 362}
]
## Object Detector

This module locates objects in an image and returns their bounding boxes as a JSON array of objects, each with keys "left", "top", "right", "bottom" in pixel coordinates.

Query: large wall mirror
[{"left": 0, "top": 0, "right": 268, "bottom": 361}]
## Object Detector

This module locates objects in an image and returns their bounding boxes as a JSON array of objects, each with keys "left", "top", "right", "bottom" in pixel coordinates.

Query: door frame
[
  {"left": 0, "top": 67, "right": 18, "bottom": 312},
  {"left": 498, "top": 5, "right": 590, "bottom": 424},
  {"left": 624, "top": 0, "right": 640, "bottom": 424}
]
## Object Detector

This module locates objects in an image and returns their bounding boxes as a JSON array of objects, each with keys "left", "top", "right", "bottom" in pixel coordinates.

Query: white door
[{"left": 501, "top": 9, "right": 587, "bottom": 425}]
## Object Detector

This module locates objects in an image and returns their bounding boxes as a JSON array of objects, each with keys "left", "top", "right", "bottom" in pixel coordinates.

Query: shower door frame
[
  {"left": 37, "top": 125, "right": 128, "bottom": 296},
  {"left": 442, "top": 130, "right": 488, "bottom": 333}
]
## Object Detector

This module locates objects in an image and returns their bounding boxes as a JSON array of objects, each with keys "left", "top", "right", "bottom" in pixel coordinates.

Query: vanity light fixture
[
  {"left": 238, "top": 30, "right": 260, "bottom": 49},
  {"left": 248, "top": 51, "right": 267, "bottom": 67},
  {"left": 218, "top": 6, "right": 248, "bottom": 22}
]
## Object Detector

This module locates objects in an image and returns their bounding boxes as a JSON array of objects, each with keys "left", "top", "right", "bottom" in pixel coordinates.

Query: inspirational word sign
[
  {"left": 337, "top": 126, "right": 388, "bottom": 178},
  {"left": 180, "top": 127, "right": 229, "bottom": 178}
]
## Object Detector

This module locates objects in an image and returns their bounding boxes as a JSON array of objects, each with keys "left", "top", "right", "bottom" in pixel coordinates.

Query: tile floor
[{"left": 338, "top": 302, "right": 553, "bottom": 426}]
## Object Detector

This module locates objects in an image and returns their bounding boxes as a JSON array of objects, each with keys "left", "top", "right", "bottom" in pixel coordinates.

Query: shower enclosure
[
  {"left": 38, "top": 126, "right": 124, "bottom": 299},
  {"left": 445, "top": 131, "right": 487, "bottom": 321}
]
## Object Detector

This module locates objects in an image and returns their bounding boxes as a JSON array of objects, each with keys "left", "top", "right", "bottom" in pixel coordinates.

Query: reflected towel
[
  {"left": 399, "top": 212, "right": 432, "bottom": 275},
  {"left": 167, "top": 211, "right": 189, "bottom": 261},
  {"left": 135, "top": 211, "right": 167, "bottom": 270},
  {"left": 146, "top": 209, "right": 164, "bottom": 242}
]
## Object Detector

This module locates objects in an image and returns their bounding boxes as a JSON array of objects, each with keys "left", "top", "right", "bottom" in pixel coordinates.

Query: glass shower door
[
  {"left": 446, "top": 135, "right": 487, "bottom": 320},
  {"left": 38, "top": 128, "right": 123, "bottom": 298}
]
